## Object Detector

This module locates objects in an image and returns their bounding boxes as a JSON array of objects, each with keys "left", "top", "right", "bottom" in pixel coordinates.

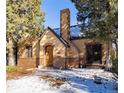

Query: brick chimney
[{"left": 60, "top": 8, "right": 70, "bottom": 41}]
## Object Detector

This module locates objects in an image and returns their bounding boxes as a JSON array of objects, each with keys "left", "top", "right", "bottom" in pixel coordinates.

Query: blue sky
[{"left": 41, "top": 0, "right": 78, "bottom": 28}]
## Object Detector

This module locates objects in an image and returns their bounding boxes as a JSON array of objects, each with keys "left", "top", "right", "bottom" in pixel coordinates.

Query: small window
[{"left": 26, "top": 45, "right": 32, "bottom": 58}]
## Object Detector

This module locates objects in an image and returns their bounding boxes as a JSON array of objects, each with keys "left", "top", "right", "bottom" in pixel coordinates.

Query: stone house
[{"left": 17, "top": 8, "right": 108, "bottom": 69}]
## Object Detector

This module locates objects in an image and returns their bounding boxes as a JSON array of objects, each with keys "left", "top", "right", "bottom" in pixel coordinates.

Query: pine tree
[
  {"left": 7, "top": 0, "right": 44, "bottom": 66},
  {"left": 71, "top": 0, "right": 118, "bottom": 70}
]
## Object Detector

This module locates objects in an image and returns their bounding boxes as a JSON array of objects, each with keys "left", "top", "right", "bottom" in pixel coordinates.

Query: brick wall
[{"left": 17, "top": 58, "right": 37, "bottom": 69}]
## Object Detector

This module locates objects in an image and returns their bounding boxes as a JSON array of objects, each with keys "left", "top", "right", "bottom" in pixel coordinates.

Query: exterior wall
[
  {"left": 39, "top": 29, "right": 66, "bottom": 69},
  {"left": 18, "top": 39, "right": 40, "bottom": 59},
  {"left": 17, "top": 33, "right": 108, "bottom": 69},
  {"left": 61, "top": 38, "right": 107, "bottom": 68},
  {"left": 17, "top": 58, "right": 37, "bottom": 69},
  {"left": 70, "top": 39, "right": 108, "bottom": 67},
  {"left": 17, "top": 38, "right": 40, "bottom": 69},
  {"left": 66, "top": 43, "right": 80, "bottom": 68}
]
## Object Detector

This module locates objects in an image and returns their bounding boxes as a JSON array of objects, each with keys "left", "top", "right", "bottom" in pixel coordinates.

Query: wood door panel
[{"left": 45, "top": 45, "right": 53, "bottom": 67}]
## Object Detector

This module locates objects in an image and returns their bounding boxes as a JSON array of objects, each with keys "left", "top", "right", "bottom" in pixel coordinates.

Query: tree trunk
[
  {"left": 115, "top": 41, "right": 118, "bottom": 58},
  {"left": 105, "top": 40, "right": 112, "bottom": 71},
  {"left": 8, "top": 38, "right": 16, "bottom": 66}
]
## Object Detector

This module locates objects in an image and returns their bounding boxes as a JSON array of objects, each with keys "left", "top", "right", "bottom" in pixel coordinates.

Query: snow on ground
[{"left": 7, "top": 68, "right": 118, "bottom": 93}]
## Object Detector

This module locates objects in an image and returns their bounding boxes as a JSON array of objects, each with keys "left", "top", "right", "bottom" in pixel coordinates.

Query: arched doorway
[{"left": 45, "top": 45, "right": 53, "bottom": 67}]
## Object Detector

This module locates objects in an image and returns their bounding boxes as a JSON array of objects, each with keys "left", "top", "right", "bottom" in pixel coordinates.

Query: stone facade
[
  {"left": 39, "top": 28, "right": 66, "bottom": 69},
  {"left": 68, "top": 39, "right": 107, "bottom": 68},
  {"left": 17, "top": 38, "right": 40, "bottom": 69},
  {"left": 17, "top": 8, "right": 108, "bottom": 69},
  {"left": 17, "top": 28, "right": 108, "bottom": 69}
]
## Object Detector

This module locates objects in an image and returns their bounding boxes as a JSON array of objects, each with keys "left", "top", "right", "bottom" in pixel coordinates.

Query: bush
[
  {"left": 111, "top": 58, "right": 118, "bottom": 75},
  {"left": 6, "top": 66, "right": 17, "bottom": 72},
  {"left": 110, "top": 49, "right": 118, "bottom": 75}
]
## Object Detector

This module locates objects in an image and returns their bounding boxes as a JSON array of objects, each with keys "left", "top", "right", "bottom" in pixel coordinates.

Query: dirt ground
[
  {"left": 6, "top": 68, "right": 34, "bottom": 80},
  {"left": 41, "top": 75, "right": 66, "bottom": 87}
]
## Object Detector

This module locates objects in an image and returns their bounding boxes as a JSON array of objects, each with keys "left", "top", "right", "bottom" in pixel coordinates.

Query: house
[{"left": 17, "top": 8, "right": 109, "bottom": 69}]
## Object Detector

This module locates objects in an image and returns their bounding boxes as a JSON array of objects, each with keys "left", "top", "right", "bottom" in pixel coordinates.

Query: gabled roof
[
  {"left": 40, "top": 25, "right": 87, "bottom": 47},
  {"left": 40, "top": 27, "right": 70, "bottom": 47}
]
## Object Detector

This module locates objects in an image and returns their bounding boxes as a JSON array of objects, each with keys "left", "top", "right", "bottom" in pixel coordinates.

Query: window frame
[{"left": 26, "top": 45, "right": 32, "bottom": 58}]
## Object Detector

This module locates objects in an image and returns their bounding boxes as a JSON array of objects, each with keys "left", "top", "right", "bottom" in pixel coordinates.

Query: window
[
  {"left": 26, "top": 45, "right": 32, "bottom": 58},
  {"left": 86, "top": 44, "right": 102, "bottom": 64}
]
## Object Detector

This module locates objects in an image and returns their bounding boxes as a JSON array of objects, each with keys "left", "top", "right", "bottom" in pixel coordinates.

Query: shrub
[
  {"left": 6, "top": 66, "right": 17, "bottom": 72},
  {"left": 111, "top": 58, "right": 118, "bottom": 75},
  {"left": 110, "top": 49, "right": 118, "bottom": 75}
]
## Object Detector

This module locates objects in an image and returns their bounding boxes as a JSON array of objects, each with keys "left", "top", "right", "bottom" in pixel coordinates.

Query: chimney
[{"left": 60, "top": 8, "right": 70, "bottom": 41}]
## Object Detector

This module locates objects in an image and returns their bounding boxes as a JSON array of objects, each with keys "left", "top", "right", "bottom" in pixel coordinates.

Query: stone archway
[{"left": 45, "top": 45, "right": 53, "bottom": 67}]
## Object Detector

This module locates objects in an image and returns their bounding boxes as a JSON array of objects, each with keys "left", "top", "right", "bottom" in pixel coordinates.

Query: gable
[
  {"left": 41, "top": 27, "right": 69, "bottom": 47},
  {"left": 40, "top": 28, "right": 67, "bottom": 48}
]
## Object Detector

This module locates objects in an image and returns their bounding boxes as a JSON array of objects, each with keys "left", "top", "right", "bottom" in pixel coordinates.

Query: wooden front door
[
  {"left": 45, "top": 45, "right": 53, "bottom": 67},
  {"left": 86, "top": 44, "right": 102, "bottom": 64}
]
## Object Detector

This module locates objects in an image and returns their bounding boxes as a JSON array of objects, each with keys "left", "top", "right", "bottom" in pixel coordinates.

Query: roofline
[
  {"left": 53, "top": 24, "right": 80, "bottom": 30},
  {"left": 46, "top": 27, "right": 69, "bottom": 47}
]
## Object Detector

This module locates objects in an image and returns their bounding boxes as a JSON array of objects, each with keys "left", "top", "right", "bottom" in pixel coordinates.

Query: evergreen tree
[
  {"left": 7, "top": 0, "right": 44, "bottom": 66},
  {"left": 71, "top": 0, "right": 118, "bottom": 70}
]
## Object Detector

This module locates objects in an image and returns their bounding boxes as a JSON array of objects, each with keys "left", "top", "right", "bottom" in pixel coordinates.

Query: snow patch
[{"left": 7, "top": 68, "right": 117, "bottom": 93}]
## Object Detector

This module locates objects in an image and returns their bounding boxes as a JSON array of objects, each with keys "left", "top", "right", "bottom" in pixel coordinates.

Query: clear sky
[{"left": 41, "top": 0, "right": 78, "bottom": 28}]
